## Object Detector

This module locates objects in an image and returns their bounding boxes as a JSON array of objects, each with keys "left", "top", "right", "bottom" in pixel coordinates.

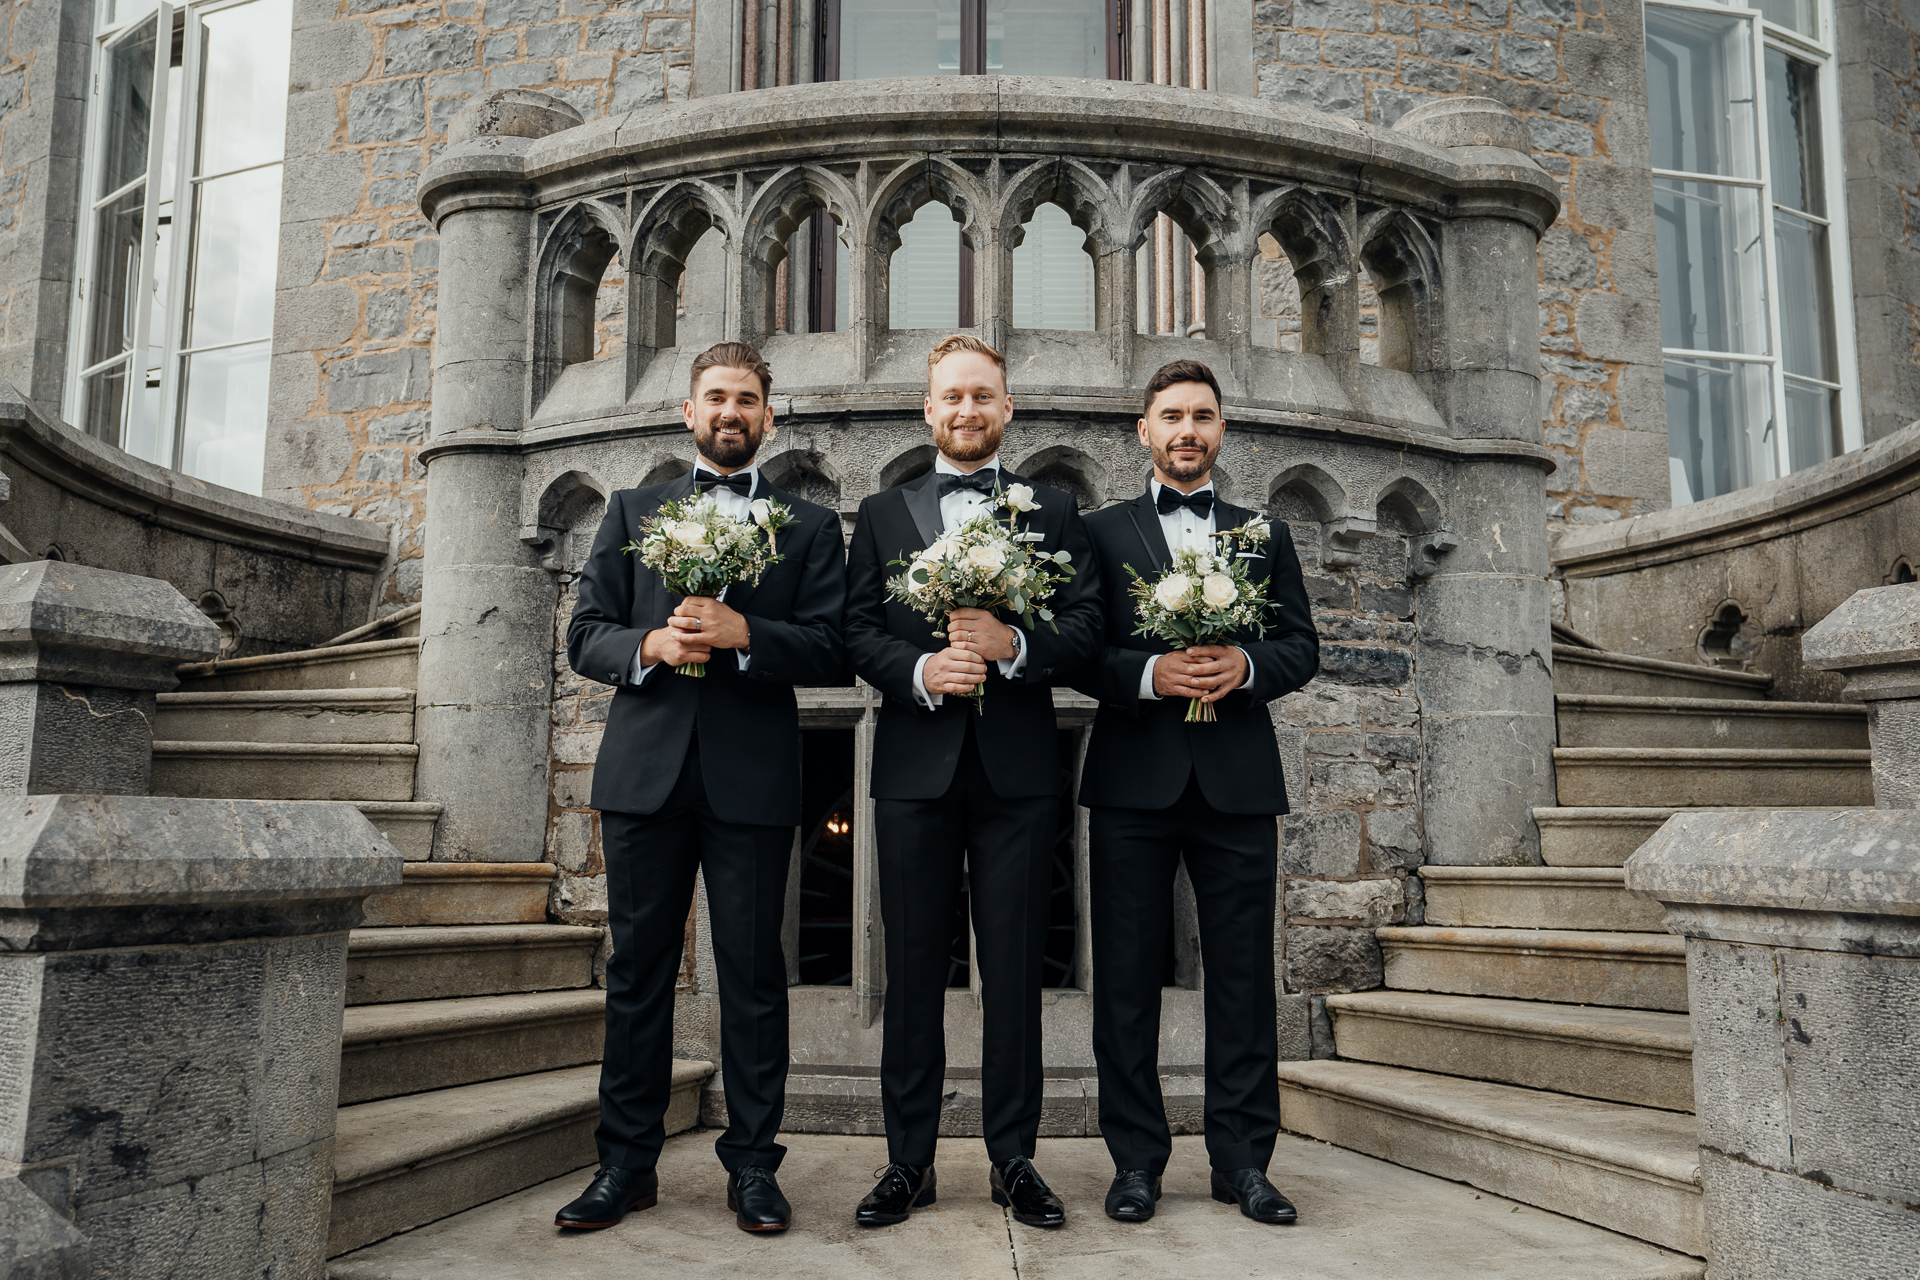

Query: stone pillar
[
  {"left": 1390, "top": 98, "right": 1557, "bottom": 866},
  {"left": 1626, "top": 810, "right": 1920, "bottom": 1277},
  {"left": 0, "top": 561, "right": 221, "bottom": 795},
  {"left": 413, "top": 90, "right": 583, "bottom": 862},
  {"left": 1, "top": 794, "right": 403, "bottom": 1279},
  {"left": 1801, "top": 582, "right": 1920, "bottom": 807}
]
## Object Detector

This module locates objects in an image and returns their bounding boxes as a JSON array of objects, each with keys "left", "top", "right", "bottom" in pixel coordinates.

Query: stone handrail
[{"left": 417, "top": 80, "right": 1559, "bottom": 439}]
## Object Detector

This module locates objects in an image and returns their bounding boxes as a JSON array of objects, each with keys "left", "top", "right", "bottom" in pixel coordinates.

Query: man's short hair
[
  {"left": 689, "top": 341, "right": 773, "bottom": 400},
  {"left": 1142, "top": 359, "right": 1222, "bottom": 417},
  {"left": 926, "top": 334, "right": 1009, "bottom": 389}
]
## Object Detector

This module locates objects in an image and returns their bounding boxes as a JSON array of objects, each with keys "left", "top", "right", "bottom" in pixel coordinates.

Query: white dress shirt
[
  {"left": 1139, "top": 479, "right": 1254, "bottom": 700},
  {"left": 910, "top": 455, "right": 1030, "bottom": 708},
  {"left": 632, "top": 463, "right": 760, "bottom": 684}
]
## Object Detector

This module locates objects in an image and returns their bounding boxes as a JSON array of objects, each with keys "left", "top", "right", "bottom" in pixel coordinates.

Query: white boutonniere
[{"left": 1001, "top": 483, "right": 1041, "bottom": 515}]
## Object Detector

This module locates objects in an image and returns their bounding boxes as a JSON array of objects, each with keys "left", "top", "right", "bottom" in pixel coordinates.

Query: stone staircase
[
  {"left": 154, "top": 606, "right": 710, "bottom": 1257},
  {"left": 1277, "top": 637, "right": 1871, "bottom": 1257}
]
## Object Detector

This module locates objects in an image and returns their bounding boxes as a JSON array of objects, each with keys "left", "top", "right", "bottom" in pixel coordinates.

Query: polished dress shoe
[
  {"left": 727, "top": 1166, "right": 791, "bottom": 1232},
  {"left": 856, "top": 1163, "right": 936, "bottom": 1227},
  {"left": 990, "top": 1156, "right": 1065, "bottom": 1228},
  {"left": 1104, "top": 1169, "right": 1162, "bottom": 1222},
  {"left": 555, "top": 1165, "right": 658, "bottom": 1229},
  {"left": 1211, "top": 1167, "right": 1298, "bottom": 1225}
]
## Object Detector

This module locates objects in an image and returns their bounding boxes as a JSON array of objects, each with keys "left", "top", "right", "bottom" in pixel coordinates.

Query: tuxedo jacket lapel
[
  {"left": 1124, "top": 490, "right": 1173, "bottom": 573},
  {"left": 723, "top": 476, "right": 795, "bottom": 616},
  {"left": 902, "top": 467, "right": 943, "bottom": 550}
]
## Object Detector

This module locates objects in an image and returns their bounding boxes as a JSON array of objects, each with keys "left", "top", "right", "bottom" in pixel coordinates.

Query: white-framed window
[
  {"left": 1645, "top": 0, "right": 1860, "bottom": 506},
  {"left": 65, "top": 0, "right": 292, "bottom": 496}
]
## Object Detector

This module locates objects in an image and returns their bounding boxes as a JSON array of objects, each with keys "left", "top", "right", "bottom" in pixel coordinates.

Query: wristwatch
[{"left": 1008, "top": 628, "right": 1023, "bottom": 660}]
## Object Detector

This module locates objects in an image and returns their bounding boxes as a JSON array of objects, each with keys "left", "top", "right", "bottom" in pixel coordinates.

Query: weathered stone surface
[
  {"left": 1285, "top": 924, "right": 1383, "bottom": 993},
  {"left": 1553, "top": 746, "right": 1872, "bottom": 809},
  {"left": 339, "top": 988, "right": 604, "bottom": 1102},
  {"left": 149, "top": 740, "right": 419, "bottom": 802},
  {"left": 0, "top": 560, "right": 221, "bottom": 689},
  {"left": 0, "top": 1177, "right": 89, "bottom": 1280},
  {"left": 1554, "top": 695, "right": 1868, "bottom": 751},
  {"left": 1420, "top": 865, "right": 1668, "bottom": 932},
  {"left": 345, "top": 922, "right": 600, "bottom": 1004},
  {"left": 357, "top": 861, "right": 556, "bottom": 927},
  {"left": 444, "top": 86, "right": 583, "bottom": 144},
  {"left": 1378, "top": 925, "right": 1689, "bottom": 1011}
]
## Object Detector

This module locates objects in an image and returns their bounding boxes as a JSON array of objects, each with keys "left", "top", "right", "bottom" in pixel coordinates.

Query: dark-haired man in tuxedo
[
  {"left": 1070, "top": 359, "right": 1319, "bottom": 1227},
  {"left": 557, "top": 341, "right": 846, "bottom": 1235},
  {"left": 843, "top": 335, "right": 1103, "bottom": 1230}
]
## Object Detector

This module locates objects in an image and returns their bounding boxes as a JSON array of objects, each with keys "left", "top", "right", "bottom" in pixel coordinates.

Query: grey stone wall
[
  {"left": 1251, "top": 0, "right": 1667, "bottom": 525},
  {"left": 1835, "top": 0, "right": 1920, "bottom": 444}
]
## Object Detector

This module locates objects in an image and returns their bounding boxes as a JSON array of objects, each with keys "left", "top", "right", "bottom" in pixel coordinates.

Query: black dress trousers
[
  {"left": 1090, "top": 773, "right": 1281, "bottom": 1175},
  {"left": 875, "top": 719, "right": 1057, "bottom": 1168},
  {"left": 597, "top": 745, "right": 794, "bottom": 1173}
]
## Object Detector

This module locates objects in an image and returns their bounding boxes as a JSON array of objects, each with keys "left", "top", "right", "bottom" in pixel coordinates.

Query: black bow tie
[
  {"left": 1157, "top": 487, "right": 1215, "bottom": 518},
  {"left": 694, "top": 469, "right": 753, "bottom": 497},
  {"left": 938, "top": 470, "right": 999, "bottom": 498}
]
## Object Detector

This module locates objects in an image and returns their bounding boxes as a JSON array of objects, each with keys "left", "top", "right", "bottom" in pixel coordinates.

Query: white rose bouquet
[
  {"left": 622, "top": 493, "right": 796, "bottom": 676},
  {"left": 886, "top": 484, "right": 1074, "bottom": 712},
  {"left": 1128, "top": 514, "right": 1275, "bottom": 722}
]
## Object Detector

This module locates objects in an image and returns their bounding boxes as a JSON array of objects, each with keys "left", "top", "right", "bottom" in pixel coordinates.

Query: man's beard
[
  {"left": 933, "top": 418, "right": 1002, "bottom": 463},
  {"left": 1153, "top": 436, "right": 1217, "bottom": 483},
  {"left": 694, "top": 415, "right": 762, "bottom": 467}
]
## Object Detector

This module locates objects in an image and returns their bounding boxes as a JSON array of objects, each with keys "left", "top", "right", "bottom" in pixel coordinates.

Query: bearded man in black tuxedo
[
  {"left": 556, "top": 342, "right": 846, "bottom": 1234},
  {"left": 1070, "top": 359, "right": 1319, "bottom": 1227},
  {"left": 843, "top": 335, "right": 1103, "bottom": 1230}
]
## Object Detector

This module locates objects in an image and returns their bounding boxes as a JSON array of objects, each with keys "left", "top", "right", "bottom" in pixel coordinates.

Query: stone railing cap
[
  {"left": 1800, "top": 582, "right": 1920, "bottom": 672},
  {"left": 1391, "top": 96, "right": 1532, "bottom": 153},
  {"left": 0, "top": 794, "right": 404, "bottom": 909},
  {"left": 1625, "top": 808, "right": 1920, "bottom": 917},
  {"left": 0, "top": 560, "right": 221, "bottom": 688},
  {"left": 446, "top": 87, "right": 585, "bottom": 147}
]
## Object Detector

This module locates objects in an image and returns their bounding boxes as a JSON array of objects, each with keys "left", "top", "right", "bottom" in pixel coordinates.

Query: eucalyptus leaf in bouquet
[
  {"left": 886, "top": 483, "right": 1074, "bottom": 712},
  {"left": 1128, "top": 513, "right": 1274, "bottom": 722},
  {"left": 623, "top": 493, "right": 796, "bottom": 676}
]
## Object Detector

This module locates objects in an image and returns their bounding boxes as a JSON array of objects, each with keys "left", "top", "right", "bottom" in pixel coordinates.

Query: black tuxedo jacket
[
  {"left": 566, "top": 473, "right": 846, "bottom": 824},
  {"left": 844, "top": 467, "right": 1103, "bottom": 800},
  {"left": 1068, "top": 490, "right": 1319, "bottom": 814}
]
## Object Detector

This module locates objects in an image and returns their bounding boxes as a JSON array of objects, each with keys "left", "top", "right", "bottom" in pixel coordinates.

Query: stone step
[
  {"left": 149, "top": 741, "right": 418, "bottom": 802},
  {"left": 1419, "top": 866, "right": 1667, "bottom": 932},
  {"left": 1276, "top": 1060, "right": 1704, "bottom": 1256},
  {"left": 339, "top": 990, "right": 606, "bottom": 1105},
  {"left": 1378, "top": 926, "right": 1689, "bottom": 1012},
  {"left": 176, "top": 636, "right": 421, "bottom": 693},
  {"left": 154, "top": 687, "right": 415, "bottom": 744},
  {"left": 1534, "top": 806, "right": 1844, "bottom": 867},
  {"left": 1554, "top": 694, "right": 1867, "bottom": 750},
  {"left": 346, "top": 924, "right": 603, "bottom": 1006},
  {"left": 1551, "top": 644, "right": 1771, "bottom": 700},
  {"left": 359, "top": 862, "right": 557, "bottom": 927},
  {"left": 353, "top": 801, "right": 441, "bottom": 860},
  {"left": 1553, "top": 747, "right": 1873, "bottom": 807},
  {"left": 324, "top": 603, "right": 422, "bottom": 647},
  {"left": 328, "top": 1060, "right": 713, "bottom": 1257},
  {"left": 1325, "top": 991, "right": 1695, "bottom": 1112}
]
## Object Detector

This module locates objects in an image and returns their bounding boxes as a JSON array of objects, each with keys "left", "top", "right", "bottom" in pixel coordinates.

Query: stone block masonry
[
  {"left": 1254, "top": 0, "right": 1669, "bottom": 525},
  {"left": 265, "top": 0, "right": 695, "bottom": 616}
]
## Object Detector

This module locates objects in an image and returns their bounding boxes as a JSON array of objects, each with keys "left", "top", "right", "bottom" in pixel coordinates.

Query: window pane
[
  {"left": 990, "top": 0, "right": 1106, "bottom": 76},
  {"left": 1665, "top": 357, "right": 1776, "bottom": 504},
  {"left": 185, "top": 165, "right": 283, "bottom": 348},
  {"left": 889, "top": 204, "right": 961, "bottom": 329},
  {"left": 98, "top": 18, "right": 159, "bottom": 197},
  {"left": 196, "top": 0, "right": 292, "bottom": 177},
  {"left": 177, "top": 341, "right": 269, "bottom": 493},
  {"left": 83, "top": 364, "right": 130, "bottom": 449},
  {"left": 1784, "top": 376, "right": 1840, "bottom": 472},
  {"left": 1012, "top": 202, "right": 1094, "bottom": 330},
  {"left": 1655, "top": 177, "right": 1768, "bottom": 355},
  {"left": 1646, "top": 7, "right": 1757, "bottom": 179},
  {"left": 1758, "top": 0, "right": 1816, "bottom": 38},
  {"left": 86, "top": 185, "right": 145, "bottom": 369},
  {"left": 1764, "top": 49, "right": 1824, "bottom": 216},
  {"left": 1774, "top": 209, "right": 1836, "bottom": 381},
  {"left": 840, "top": 0, "right": 962, "bottom": 78}
]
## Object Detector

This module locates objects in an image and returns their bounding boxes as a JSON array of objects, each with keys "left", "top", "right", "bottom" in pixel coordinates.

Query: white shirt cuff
[
  {"left": 1139, "top": 653, "right": 1162, "bottom": 700},
  {"left": 633, "top": 642, "right": 653, "bottom": 685},
  {"left": 1238, "top": 648, "right": 1255, "bottom": 690},
  {"left": 737, "top": 650, "right": 751, "bottom": 672},
  {"left": 911, "top": 652, "right": 943, "bottom": 708},
  {"left": 995, "top": 627, "right": 1029, "bottom": 680}
]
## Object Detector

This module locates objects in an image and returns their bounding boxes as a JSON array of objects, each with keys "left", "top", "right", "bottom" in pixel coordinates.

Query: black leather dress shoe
[
  {"left": 990, "top": 1156, "right": 1065, "bottom": 1228},
  {"left": 1211, "top": 1167, "right": 1298, "bottom": 1225},
  {"left": 1104, "top": 1169, "right": 1162, "bottom": 1222},
  {"left": 727, "top": 1166, "right": 791, "bottom": 1232},
  {"left": 856, "top": 1163, "right": 936, "bottom": 1227},
  {"left": 555, "top": 1166, "right": 658, "bottom": 1229}
]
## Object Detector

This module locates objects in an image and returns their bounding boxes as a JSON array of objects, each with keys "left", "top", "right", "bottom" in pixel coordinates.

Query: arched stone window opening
[
  {"left": 533, "top": 210, "right": 623, "bottom": 407},
  {"left": 1375, "top": 477, "right": 1454, "bottom": 580},
  {"left": 1132, "top": 197, "right": 1220, "bottom": 340},
  {"left": 527, "top": 471, "right": 610, "bottom": 577},
  {"left": 879, "top": 444, "right": 938, "bottom": 491},
  {"left": 1358, "top": 213, "right": 1441, "bottom": 375},
  {"left": 1257, "top": 190, "right": 1356, "bottom": 359},
  {"left": 1267, "top": 463, "right": 1349, "bottom": 571},
  {"left": 762, "top": 448, "right": 843, "bottom": 510},
  {"left": 742, "top": 173, "right": 857, "bottom": 338},
  {"left": 1888, "top": 557, "right": 1916, "bottom": 585},
  {"left": 1356, "top": 262, "right": 1382, "bottom": 368},
  {"left": 1016, "top": 444, "right": 1107, "bottom": 509},
  {"left": 676, "top": 227, "right": 731, "bottom": 351},
  {"left": 1256, "top": 233, "right": 1304, "bottom": 354},
  {"left": 1011, "top": 202, "right": 1097, "bottom": 332},
  {"left": 631, "top": 185, "right": 732, "bottom": 356},
  {"left": 639, "top": 457, "right": 693, "bottom": 488},
  {"left": 1698, "top": 599, "right": 1761, "bottom": 670},
  {"left": 887, "top": 200, "right": 969, "bottom": 331}
]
